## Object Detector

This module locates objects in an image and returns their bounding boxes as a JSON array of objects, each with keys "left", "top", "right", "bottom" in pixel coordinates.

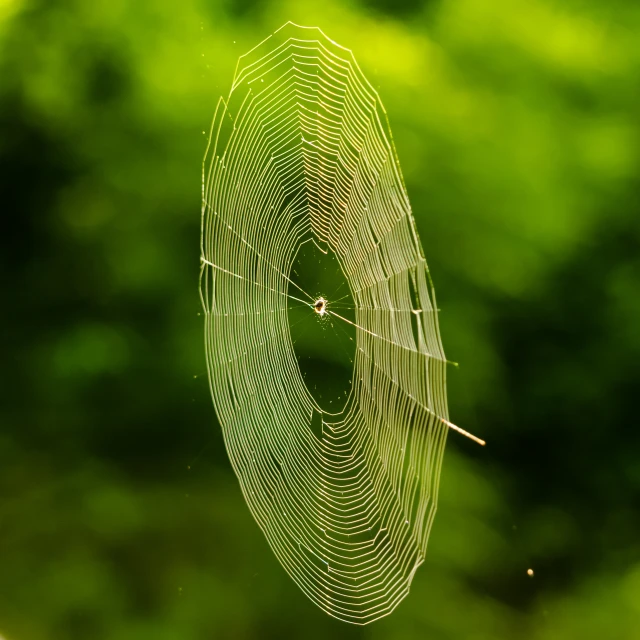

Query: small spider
[{"left": 314, "top": 297, "right": 327, "bottom": 316}]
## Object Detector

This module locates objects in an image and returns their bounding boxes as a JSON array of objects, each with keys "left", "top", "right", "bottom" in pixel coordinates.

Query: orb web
[{"left": 200, "top": 22, "right": 483, "bottom": 624}]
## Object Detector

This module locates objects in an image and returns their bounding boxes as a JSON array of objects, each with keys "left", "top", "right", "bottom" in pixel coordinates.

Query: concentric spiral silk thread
[{"left": 200, "top": 23, "right": 483, "bottom": 624}]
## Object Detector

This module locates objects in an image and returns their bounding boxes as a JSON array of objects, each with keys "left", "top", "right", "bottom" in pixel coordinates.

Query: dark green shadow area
[{"left": 287, "top": 239, "right": 356, "bottom": 414}]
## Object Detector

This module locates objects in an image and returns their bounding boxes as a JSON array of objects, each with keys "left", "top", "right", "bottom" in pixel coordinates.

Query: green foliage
[{"left": 1, "top": 0, "right": 639, "bottom": 638}]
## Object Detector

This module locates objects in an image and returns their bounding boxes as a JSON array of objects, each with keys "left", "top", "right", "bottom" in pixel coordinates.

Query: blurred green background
[{"left": 1, "top": 0, "right": 640, "bottom": 638}]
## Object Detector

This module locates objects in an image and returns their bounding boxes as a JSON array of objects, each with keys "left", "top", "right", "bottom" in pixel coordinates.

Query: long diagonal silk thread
[{"left": 200, "top": 23, "right": 484, "bottom": 624}]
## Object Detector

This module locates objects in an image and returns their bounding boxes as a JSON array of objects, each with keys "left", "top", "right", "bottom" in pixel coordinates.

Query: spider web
[{"left": 200, "top": 22, "right": 483, "bottom": 624}]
